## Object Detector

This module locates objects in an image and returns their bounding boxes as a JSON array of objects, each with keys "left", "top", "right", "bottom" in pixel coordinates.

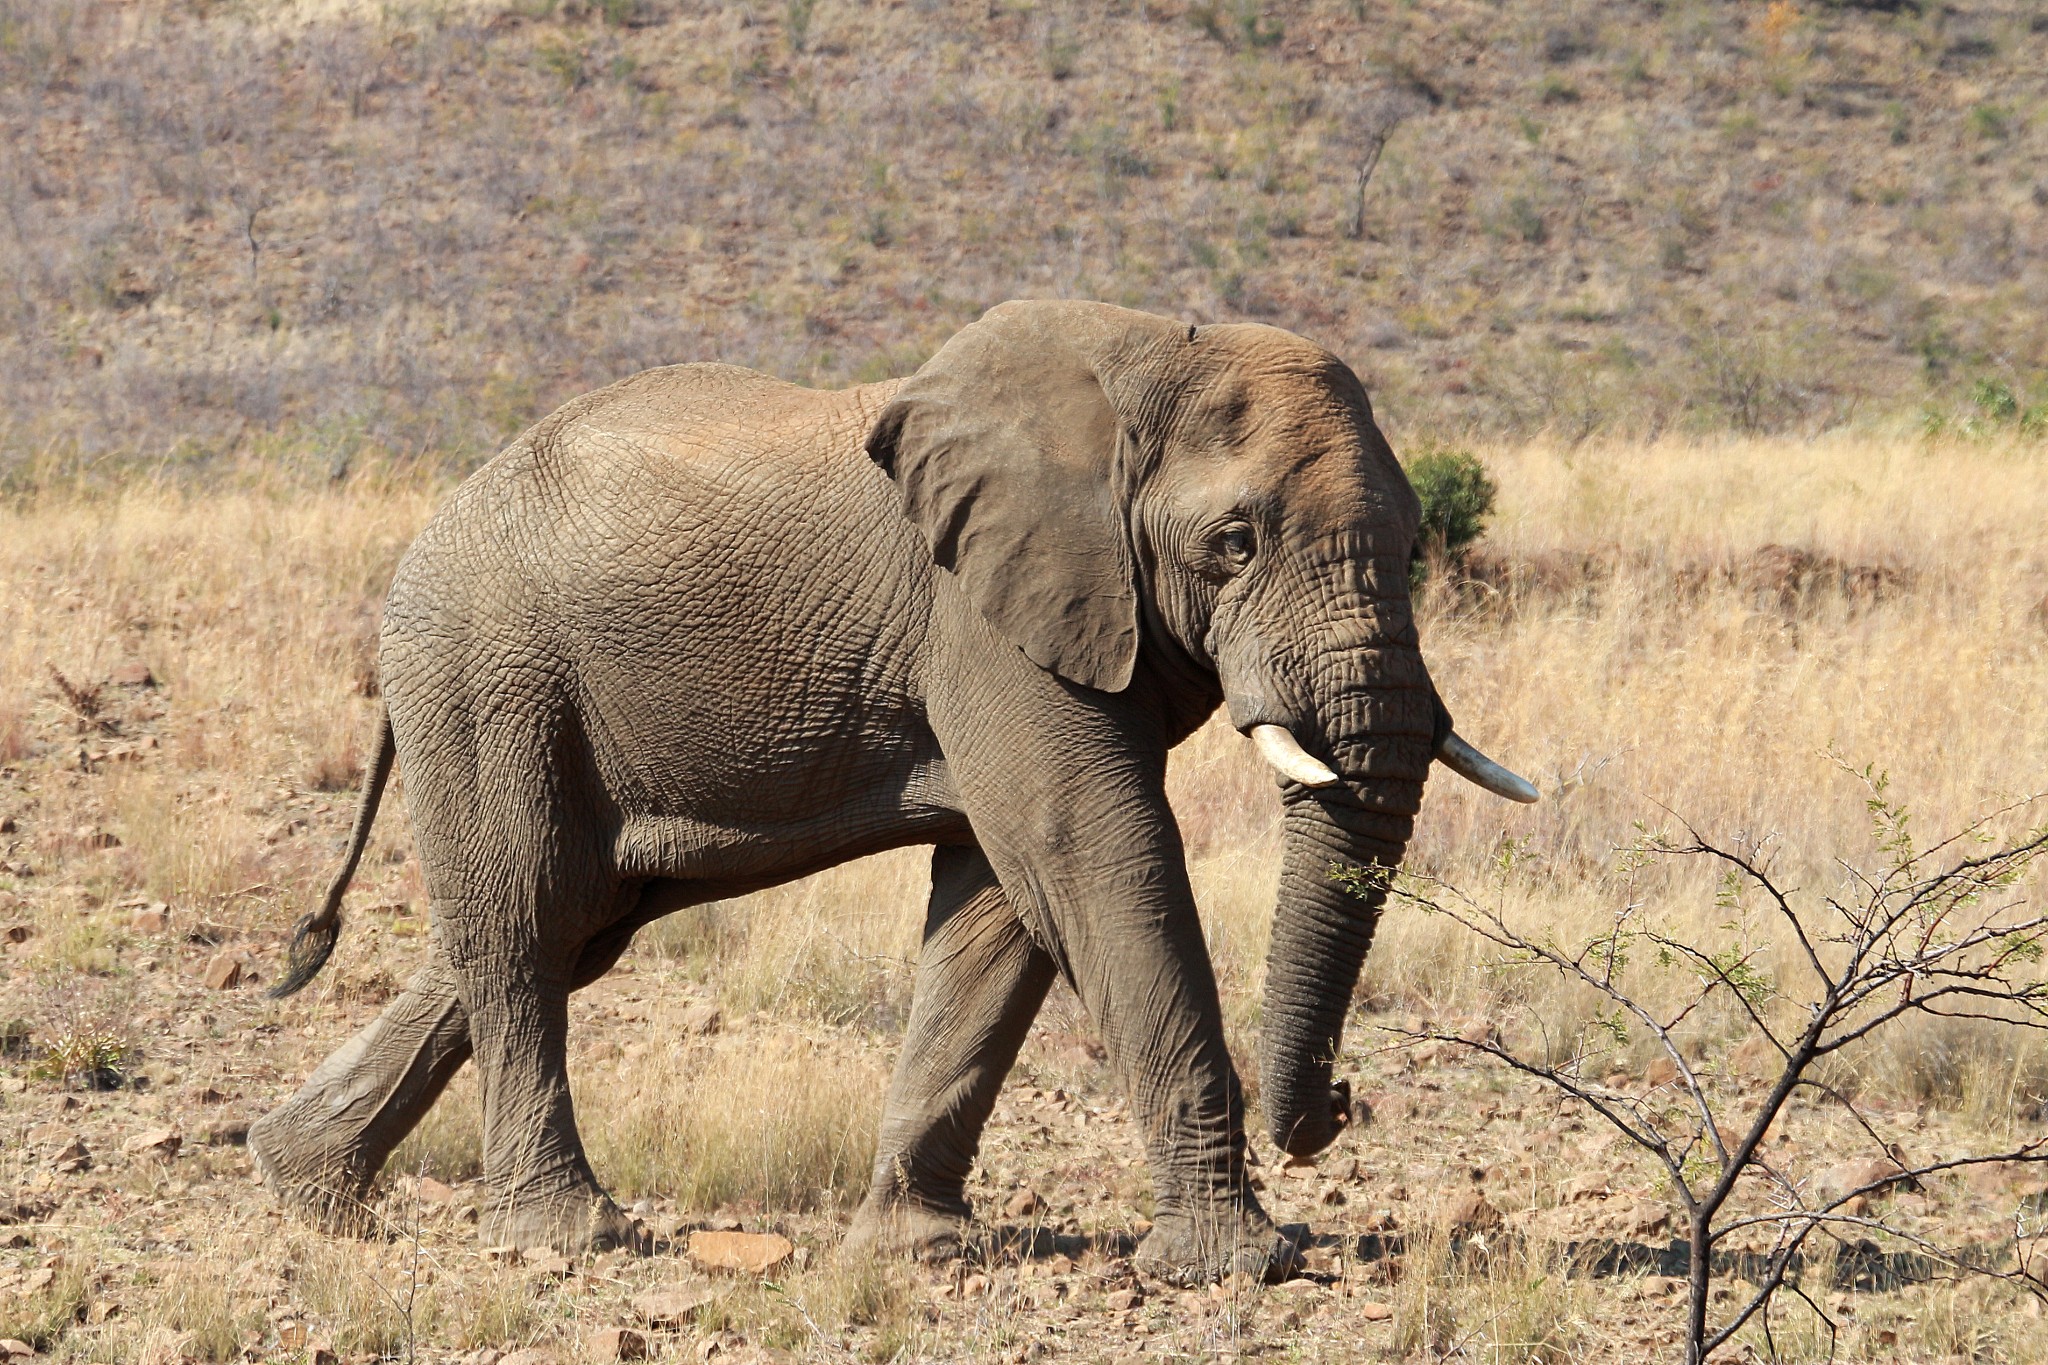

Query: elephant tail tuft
[
  {"left": 269, "top": 706, "right": 396, "bottom": 999},
  {"left": 270, "top": 911, "right": 344, "bottom": 1000}
]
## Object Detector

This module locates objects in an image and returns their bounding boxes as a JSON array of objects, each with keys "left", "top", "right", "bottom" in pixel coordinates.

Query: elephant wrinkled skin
[{"left": 248, "top": 300, "right": 1532, "bottom": 1285}]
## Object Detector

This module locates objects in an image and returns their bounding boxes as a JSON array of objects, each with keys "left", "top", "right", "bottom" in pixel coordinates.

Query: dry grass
[
  {"left": 580, "top": 1024, "right": 886, "bottom": 1213},
  {"left": 3, "top": 0, "right": 2045, "bottom": 487},
  {"left": 2, "top": 431, "right": 2045, "bottom": 1361}
]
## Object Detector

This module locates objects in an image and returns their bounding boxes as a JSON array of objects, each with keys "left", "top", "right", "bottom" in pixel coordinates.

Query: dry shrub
[
  {"left": 0, "top": 1256, "right": 91, "bottom": 1350},
  {"left": 291, "top": 1239, "right": 445, "bottom": 1358},
  {"left": 694, "top": 1253, "right": 918, "bottom": 1357},
  {"left": 389, "top": 1067, "right": 485, "bottom": 1184},
  {"left": 580, "top": 1026, "right": 884, "bottom": 1213},
  {"left": 643, "top": 850, "right": 926, "bottom": 1030},
  {"left": 138, "top": 1256, "right": 267, "bottom": 1362}
]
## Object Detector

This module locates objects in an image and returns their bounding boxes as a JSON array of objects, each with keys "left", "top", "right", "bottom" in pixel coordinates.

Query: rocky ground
[{"left": 5, "top": 811, "right": 2047, "bottom": 1364}]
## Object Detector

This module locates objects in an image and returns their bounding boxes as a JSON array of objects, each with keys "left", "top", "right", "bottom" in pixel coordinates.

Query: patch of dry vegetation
[
  {"left": 2, "top": 0, "right": 2045, "bottom": 488},
  {"left": 2, "top": 432, "right": 2044, "bottom": 1361}
]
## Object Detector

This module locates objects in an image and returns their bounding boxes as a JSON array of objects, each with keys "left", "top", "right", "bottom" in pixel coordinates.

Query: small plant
[
  {"left": 533, "top": 36, "right": 586, "bottom": 92},
  {"left": 1038, "top": 20, "right": 1080, "bottom": 80},
  {"left": 1970, "top": 377, "right": 2020, "bottom": 424},
  {"left": 32, "top": 1025, "right": 130, "bottom": 1090},
  {"left": 1504, "top": 194, "right": 1547, "bottom": 244},
  {"left": 1404, "top": 445, "right": 1498, "bottom": 572},
  {"left": 1885, "top": 100, "right": 1911, "bottom": 145},
  {"left": 1967, "top": 103, "right": 2011, "bottom": 141},
  {"left": 785, "top": 0, "right": 817, "bottom": 53},
  {"left": 1344, "top": 772, "right": 2048, "bottom": 1365},
  {"left": 1188, "top": 0, "right": 1281, "bottom": 50}
]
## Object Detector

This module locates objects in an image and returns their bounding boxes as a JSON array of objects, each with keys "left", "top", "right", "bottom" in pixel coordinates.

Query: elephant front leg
[
  {"left": 848, "top": 844, "right": 1057, "bottom": 1260},
  {"left": 931, "top": 693, "right": 1293, "bottom": 1285},
  {"left": 250, "top": 952, "right": 473, "bottom": 1234}
]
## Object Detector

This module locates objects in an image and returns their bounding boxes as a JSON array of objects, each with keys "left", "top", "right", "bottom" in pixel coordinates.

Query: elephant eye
[{"left": 1214, "top": 523, "right": 1256, "bottom": 574}]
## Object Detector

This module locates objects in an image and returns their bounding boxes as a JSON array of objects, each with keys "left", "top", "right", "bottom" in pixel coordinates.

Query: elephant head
[{"left": 868, "top": 299, "right": 1533, "bottom": 1160}]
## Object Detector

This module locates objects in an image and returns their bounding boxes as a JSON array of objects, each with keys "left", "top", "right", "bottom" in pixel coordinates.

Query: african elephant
[{"left": 247, "top": 299, "right": 1534, "bottom": 1285}]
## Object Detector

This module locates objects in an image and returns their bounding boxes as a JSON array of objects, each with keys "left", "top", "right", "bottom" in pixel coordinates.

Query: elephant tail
[{"left": 269, "top": 706, "right": 396, "bottom": 999}]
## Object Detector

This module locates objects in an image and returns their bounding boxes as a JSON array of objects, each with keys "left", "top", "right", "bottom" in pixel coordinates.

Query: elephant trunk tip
[{"left": 267, "top": 910, "right": 342, "bottom": 999}]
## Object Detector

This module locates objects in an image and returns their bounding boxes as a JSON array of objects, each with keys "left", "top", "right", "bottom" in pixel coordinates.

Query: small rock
[
  {"left": 1005, "top": 1188, "right": 1044, "bottom": 1218},
  {"left": 51, "top": 1139, "right": 90, "bottom": 1174},
  {"left": 480, "top": 1245, "right": 521, "bottom": 1263},
  {"left": 108, "top": 661, "right": 156, "bottom": 688},
  {"left": 203, "top": 1121, "right": 250, "bottom": 1147},
  {"left": 0, "top": 816, "right": 15, "bottom": 833},
  {"left": 1731, "top": 1034, "right": 1781, "bottom": 1080},
  {"left": 202, "top": 953, "right": 245, "bottom": 990},
  {"left": 584, "top": 1327, "right": 647, "bottom": 1361},
  {"left": 122, "top": 1128, "right": 182, "bottom": 1160},
  {"left": 1456, "top": 1016, "right": 1497, "bottom": 1046},
  {"left": 1638, "top": 1275, "right": 1685, "bottom": 1300},
  {"left": 1326, "top": 1156, "right": 1361, "bottom": 1183},
  {"left": 631, "top": 1284, "right": 718, "bottom": 1328},
  {"left": 129, "top": 903, "right": 170, "bottom": 933},
  {"left": 687, "top": 1229, "right": 794, "bottom": 1276},
  {"left": 0, "top": 1338, "right": 34, "bottom": 1360},
  {"left": 1562, "top": 1173, "right": 1611, "bottom": 1202},
  {"left": 1360, "top": 1300, "right": 1394, "bottom": 1321},
  {"left": 676, "top": 1003, "right": 723, "bottom": 1036},
  {"left": 1, "top": 924, "right": 29, "bottom": 945},
  {"left": 498, "top": 1351, "right": 561, "bottom": 1365},
  {"left": 415, "top": 1176, "right": 456, "bottom": 1203},
  {"left": 1643, "top": 1056, "right": 1680, "bottom": 1088},
  {"left": 1279, "top": 1156, "right": 1318, "bottom": 1180},
  {"left": 960, "top": 1272, "right": 990, "bottom": 1299},
  {"left": 136, "top": 1328, "right": 196, "bottom": 1365},
  {"left": 1104, "top": 1287, "right": 1142, "bottom": 1311},
  {"left": 1446, "top": 1191, "right": 1502, "bottom": 1234},
  {"left": 74, "top": 827, "right": 120, "bottom": 851},
  {"left": 22, "top": 1268, "right": 55, "bottom": 1292},
  {"left": 275, "top": 1322, "right": 308, "bottom": 1351},
  {"left": 1816, "top": 1158, "right": 1907, "bottom": 1203},
  {"left": 523, "top": 1253, "right": 574, "bottom": 1280}
]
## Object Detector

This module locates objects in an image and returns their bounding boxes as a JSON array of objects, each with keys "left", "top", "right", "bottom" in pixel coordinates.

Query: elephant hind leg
[
  {"left": 250, "top": 951, "right": 472, "bottom": 1235},
  {"left": 847, "top": 844, "right": 1056, "bottom": 1261},
  {"left": 437, "top": 894, "right": 646, "bottom": 1256}
]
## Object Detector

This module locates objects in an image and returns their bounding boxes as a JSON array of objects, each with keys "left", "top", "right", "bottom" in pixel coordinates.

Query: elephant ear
[{"left": 867, "top": 300, "right": 1183, "bottom": 693}]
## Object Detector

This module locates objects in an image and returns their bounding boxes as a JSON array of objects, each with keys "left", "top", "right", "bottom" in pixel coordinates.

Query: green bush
[{"left": 1405, "top": 445, "right": 1498, "bottom": 570}]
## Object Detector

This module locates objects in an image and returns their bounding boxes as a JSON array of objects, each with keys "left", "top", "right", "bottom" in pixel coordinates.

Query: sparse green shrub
[
  {"left": 1405, "top": 445, "right": 1498, "bottom": 571},
  {"left": 785, "top": 0, "right": 816, "bottom": 52},
  {"left": 31, "top": 1025, "right": 129, "bottom": 1089},
  {"left": 1504, "top": 195, "right": 1547, "bottom": 244},
  {"left": 1038, "top": 20, "right": 1080, "bottom": 80},
  {"left": 1970, "top": 377, "right": 2019, "bottom": 424},
  {"left": 1187, "top": 0, "right": 1281, "bottom": 50},
  {"left": 1967, "top": 103, "right": 2011, "bottom": 141}
]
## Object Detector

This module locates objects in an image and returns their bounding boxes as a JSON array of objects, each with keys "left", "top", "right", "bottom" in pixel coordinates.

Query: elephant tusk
[
  {"left": 1250, "top": 724, "right": 1342, "bottom": 788},
  {"left": 1436, "top": 731, "right": 1540, "bottom": 804}
]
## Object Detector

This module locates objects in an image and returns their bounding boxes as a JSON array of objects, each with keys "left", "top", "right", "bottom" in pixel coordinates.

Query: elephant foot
[
  {"left": 477, "top": 1187, "right": 649, "bottom": 1257},
  {"left": 844, "top": 1192, "right": 974, "bottom": 1264},
  {"left": 248, "top": 1108, "right": 384, "bottom": 1236},
  {"left": 1134, "top": 1204, "right": 1298, "bottom": 1287}
]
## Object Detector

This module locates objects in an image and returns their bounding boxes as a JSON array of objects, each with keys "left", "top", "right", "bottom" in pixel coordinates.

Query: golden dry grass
[{"left": 2, "top": 432, "right": 2046, "bottom": 1362}]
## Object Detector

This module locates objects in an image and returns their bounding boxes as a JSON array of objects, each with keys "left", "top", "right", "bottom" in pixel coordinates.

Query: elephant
[{"left": 246, "top": 299, "right": 1535, "bottom": 1286}]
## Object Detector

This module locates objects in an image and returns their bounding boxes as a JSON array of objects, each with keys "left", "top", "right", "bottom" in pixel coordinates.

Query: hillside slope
[{"left": 2, "top": 0, "right": 2043, "bottom": 479}]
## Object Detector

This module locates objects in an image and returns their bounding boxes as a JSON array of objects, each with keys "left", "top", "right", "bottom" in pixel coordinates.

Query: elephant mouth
[{"left": 1246, "top": 722, "right": 1539, "bottom": 804}]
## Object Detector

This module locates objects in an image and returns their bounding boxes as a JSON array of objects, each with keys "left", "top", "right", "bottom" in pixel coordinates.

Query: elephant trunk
[{"left": 1256, "top": 654, "right": 1430, "bottom": 1159}]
